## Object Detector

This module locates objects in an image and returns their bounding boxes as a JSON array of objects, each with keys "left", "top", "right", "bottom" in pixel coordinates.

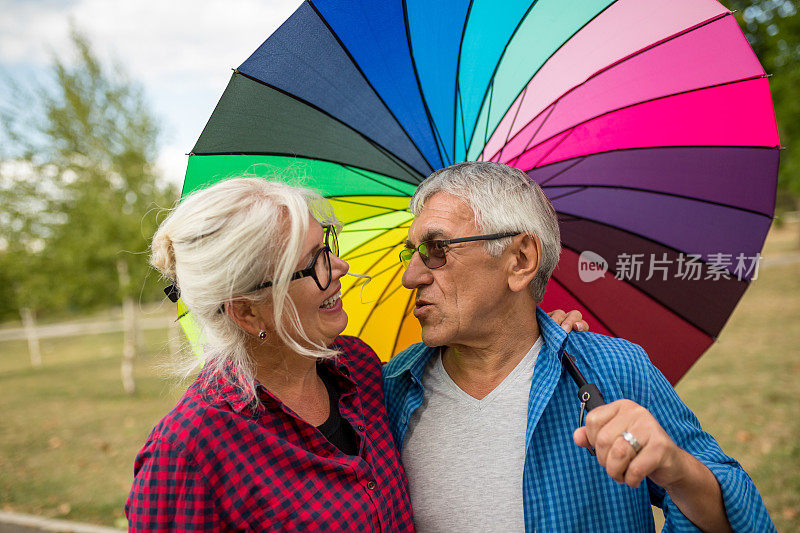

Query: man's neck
[{"left": 442, "top": 302, "right": 541, "bottom": 400}]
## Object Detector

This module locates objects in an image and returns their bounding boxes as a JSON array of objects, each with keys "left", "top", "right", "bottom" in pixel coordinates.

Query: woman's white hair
[
  {"left": 150, "top": 177, "right": 342, "bottom": 405},
  {"left": 409, "top": 161, "right": 561, "bottom": 302}
]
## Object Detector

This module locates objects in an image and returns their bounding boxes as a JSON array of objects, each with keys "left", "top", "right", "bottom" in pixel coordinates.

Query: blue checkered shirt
[{"left": 383, "top": 307, "right": 774, "bottom": 532}]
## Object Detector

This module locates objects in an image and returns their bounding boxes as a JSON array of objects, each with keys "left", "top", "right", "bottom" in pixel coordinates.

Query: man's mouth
[
  {"left": 414, "top": 299, "right": 433, "bottom": 316},
  {"left": 320, "top": 292, "right": 341, "bottom": 309}
]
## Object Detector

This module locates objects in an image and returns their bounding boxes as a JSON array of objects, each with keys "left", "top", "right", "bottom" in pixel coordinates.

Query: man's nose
[{"left": 401, "top": 251, "right": 432, "bottom": 289}]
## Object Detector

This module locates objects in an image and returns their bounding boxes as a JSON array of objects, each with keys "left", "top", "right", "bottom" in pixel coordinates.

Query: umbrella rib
[
  {"left": 489, "top": 12, "right": 744, "bottom": 162},
  {"left": 342, "top": 243, "right": 403, "bottom": 300},
  {"left": 307, "top": 0, "right": 438, "bottom": 173},
  {"left": 482, "top": 81, "right": 494, "bottom": 152},
  {"left": 467, "top": 0, "right": 618, "bottom": 159},
  {"left": 515, "top": 139, "right": 784, "bottom": 176},
  {"left": 341, "top": 210, "right": 412, "bottom": 229},
  {"left": 188, "top": 152, "right": 417, "bottom": 196},
  {"left": 499, "top": 94, "right": 557, "bottom": 163},
  {"left": 509, "top": 74, "right": 770, "bottom": 168},
  {"left": 232, "top": 70, "right": 425, "bottom": 183},
  {"left": 342, "top": 229, "right": 408, "bottom": 264},
  {"left": 544, "top": 183, "right": 775, "bottom": 219},
  {"left": 331, "top": 197, "right": 409, "bottom": 209},
  {"left": 374, "top": 280, "right": 410, "bottom": 311},
  {"left": 534, "top": 155, "right": 587, "bottom": 187},
  {"left": 343, "top": 244, "right": 401, "bottom": 262},
  {"left": 452, "top": 0, "right": 476, "bottom": 161},
  {"left": 456, "top": 84, "right": 468, "bottom": 161},
  {"left": 547, "top": 275, "right": 618, "bottom": 339},
  {"left": 343, "top": 227, "right": 410, "bottom": 233},
  {"left": 547, "top": 186, "right": 589, "bottom": 203},
  {"left": 458, "top": 0, "right": 539, "bottom": 156},
  {"left": 512, "top": 126, "right": 575, "bottom": 169},
  {"left": 556, "top": 210, "right": 766, "bottom": 281},
  {"left": 391, "top": 288, "right": 418, "bottom": 356},
  {"left": 530, "top": 145, "right": 780, "bottom": 173},
  {"left": 341, "top": 165, "right": 421, "bottom": 195},
  {"left": 484, "top": 11, "right": 733, "bottom": 162},
  {"left": 357, "top": 265, "right": 406, "bottom": 338},
  {"left": 402, "top": 0, "right": 451, "bottom": 166},
  {"left": 331, "top": 198, "right": 410, "bottom": 220},
  {"left": 493, "top": 83, "right": 530, "bottom": 162},
  {"left": 557, "top": 239, "right": 738, "bottom": 339}
]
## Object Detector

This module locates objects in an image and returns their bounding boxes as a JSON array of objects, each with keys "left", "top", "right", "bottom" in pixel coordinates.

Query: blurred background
[{"left": 0, "top": 0, "right": 797, "bottom": 531}]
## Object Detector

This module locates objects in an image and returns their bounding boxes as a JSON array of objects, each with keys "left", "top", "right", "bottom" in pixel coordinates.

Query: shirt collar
[
  {"left": 383, "top": 342, "right": 437, "bottom": 381},
  {"left": 535, "top": 306, "right": 569, "bottom": 358},
  {"left": 199, "top": 353, "right": 357, "bottom": 416},
  {"left": 384, "top": 307, "right": 568, "bottom": 382}
]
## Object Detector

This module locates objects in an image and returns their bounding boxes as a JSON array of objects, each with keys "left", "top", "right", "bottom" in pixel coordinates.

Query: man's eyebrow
[{"left": 405, "top": 229, "right": 448, "bottom": 248}]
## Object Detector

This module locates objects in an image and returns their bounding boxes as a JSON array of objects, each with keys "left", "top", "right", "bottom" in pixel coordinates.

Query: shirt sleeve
[
  {"left": 637, "top": 348, "right": 776, "bottom": 533},
  {"left": 126, "top": 436, "right": 220, "bottom": 532}
]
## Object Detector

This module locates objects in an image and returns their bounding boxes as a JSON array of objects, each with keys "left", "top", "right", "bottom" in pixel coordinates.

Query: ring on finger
[{"left": 621, "top": 431, "right": 642, "bottom": 453}]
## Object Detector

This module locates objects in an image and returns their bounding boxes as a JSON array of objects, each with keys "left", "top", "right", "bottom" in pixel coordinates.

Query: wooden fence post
[
  {"left": 20, "top": 307, "right": 42, "bottom": 367},
  {"left": 116, "top": 259, "right": 136, "bottom": 395}
]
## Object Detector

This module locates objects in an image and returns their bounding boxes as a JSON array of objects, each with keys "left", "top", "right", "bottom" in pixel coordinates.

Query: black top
[{"left": 316, "top": 365, "right": 359, "bottom": 456}]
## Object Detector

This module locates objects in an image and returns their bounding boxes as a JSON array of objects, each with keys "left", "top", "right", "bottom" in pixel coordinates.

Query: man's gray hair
[{"left": 409, "top": 161, "right": 561, "bottom": 302}]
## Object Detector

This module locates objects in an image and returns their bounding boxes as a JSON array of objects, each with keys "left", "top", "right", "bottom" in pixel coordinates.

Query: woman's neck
[{"left": 249, "top": 340, "right": 330, "bottom": 425}]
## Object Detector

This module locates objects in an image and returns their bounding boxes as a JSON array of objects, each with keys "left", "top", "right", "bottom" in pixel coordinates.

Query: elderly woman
[
  {"left": 126, "top": 178, "right": 413, "bottom": 531},
  {"left": 126, "top": 177, "right": 584, "bottom": 531}
]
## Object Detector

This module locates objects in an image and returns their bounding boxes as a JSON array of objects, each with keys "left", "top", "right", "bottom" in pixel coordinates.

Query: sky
[{"left": 0, "top": 0, "right": 302, "bottom": 184}]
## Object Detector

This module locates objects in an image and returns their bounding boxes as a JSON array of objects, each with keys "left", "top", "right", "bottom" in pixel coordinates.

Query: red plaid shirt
[{"left": 126, "top": 336, "right": 414, "bottom": 532}]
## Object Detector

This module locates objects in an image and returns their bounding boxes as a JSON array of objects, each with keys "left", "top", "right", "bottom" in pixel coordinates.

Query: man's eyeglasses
[
  {"left": 252, "top": 225, "right": 340, "bottom": 292},
  {"left": 399, "top": 232, "right": 518, "bottom": 269}
]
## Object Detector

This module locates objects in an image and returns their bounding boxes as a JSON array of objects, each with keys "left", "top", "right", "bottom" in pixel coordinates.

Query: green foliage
[
  {"left": 0, "top": 29, "right": 177, "bottom": 320},
  {"left": 725, "top": 0, "right": 800, "bottom": 206}
]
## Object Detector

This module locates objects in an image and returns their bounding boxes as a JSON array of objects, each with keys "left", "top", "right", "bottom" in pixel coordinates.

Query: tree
[
  {"left": 725, "top": 0, "right": 800, "bottom": 222},
  {"left": 0, "top": 29, "right": 177, "bottom": 388}
]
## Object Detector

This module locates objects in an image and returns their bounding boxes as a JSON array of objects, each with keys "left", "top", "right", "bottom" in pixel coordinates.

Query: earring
[{"left": 258, "top": 330, "right": 267, "bottom": 340}]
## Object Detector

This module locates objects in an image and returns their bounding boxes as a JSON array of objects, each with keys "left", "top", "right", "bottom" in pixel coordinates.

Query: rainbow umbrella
[{"left": 180, "top": 0, "right": 779, "bottom": 384}]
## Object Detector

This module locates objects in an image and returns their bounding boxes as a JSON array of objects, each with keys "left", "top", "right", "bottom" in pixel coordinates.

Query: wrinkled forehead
[{"left": 407, "top": 192, "right": 480, "bottom": 243}]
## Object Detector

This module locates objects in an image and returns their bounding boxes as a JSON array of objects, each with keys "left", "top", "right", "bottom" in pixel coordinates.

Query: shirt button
[
  {"left": 357, "top": 424, "right": 365, "bottom": 431},
  {"left": 366, "top": 480, "right": 376, "bottom": 490}
]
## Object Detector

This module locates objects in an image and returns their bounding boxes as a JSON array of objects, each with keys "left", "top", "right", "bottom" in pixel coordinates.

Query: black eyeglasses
[
  {"left": 163, "top": 226, "right": 340, "bottom": 305},
  {"left": 399, "top": 232, "right": 518, "bottom": 269},
  {"left": 252, "top": 225, "right": 340, "bottom": 292}
]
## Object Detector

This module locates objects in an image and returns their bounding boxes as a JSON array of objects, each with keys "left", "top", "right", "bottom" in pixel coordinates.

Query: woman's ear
[
  {"left": 508, "top": 233, "right": 541, "bottom": 293},
  {"left": 226, "top": 299, "right": 262, "bottom": 336}
]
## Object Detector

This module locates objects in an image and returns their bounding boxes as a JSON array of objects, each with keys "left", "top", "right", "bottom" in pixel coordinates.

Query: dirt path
[
  {"left": 0, "top": 316, "right": 173, "bottom": 343},
  {"left": 0, "top": 511, "right": 120, "bottom": 533}
]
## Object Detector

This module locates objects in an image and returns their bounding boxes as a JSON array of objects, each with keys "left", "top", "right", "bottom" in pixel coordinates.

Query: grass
[
  {"left": 674, "top": 266, "right": 800, "bottom": 529},
  {"left": 0, "top": 222, "right": 798, "bottom": 530},
  {"left": 0, "top": 329, "right": 182, "bottom": 528}
]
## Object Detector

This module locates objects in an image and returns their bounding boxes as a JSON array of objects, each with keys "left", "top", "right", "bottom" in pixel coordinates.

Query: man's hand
[
  {"left": 572, "top": 399, "right": 684, "bottom": 489},
  {"left": 548, "top": 309, "right": 588, "bottom": 333},
  {"left": 573, "top": 400, "right": 733, "bottom": 532}
]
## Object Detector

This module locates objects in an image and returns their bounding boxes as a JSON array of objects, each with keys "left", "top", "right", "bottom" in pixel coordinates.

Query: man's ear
[
  {"left": 508, "top": 233, "right": 541, "bottom": 293},
  {"left": 226, "top": 299, "right": 263, "bottom": 336}
]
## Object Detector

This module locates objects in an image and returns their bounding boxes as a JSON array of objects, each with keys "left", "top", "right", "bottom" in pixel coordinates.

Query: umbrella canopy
[{"left": 181, "top": 0, "right": 779, "bottom": 384}]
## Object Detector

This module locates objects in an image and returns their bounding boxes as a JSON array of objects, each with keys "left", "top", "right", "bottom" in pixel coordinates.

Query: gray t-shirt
[{"left": 402, "top": 338, "right": 542, "bottom": 532}]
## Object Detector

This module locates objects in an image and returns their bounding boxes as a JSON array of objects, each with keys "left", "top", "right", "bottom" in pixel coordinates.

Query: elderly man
[{"left": 383, "top": 162, "right": 773, "bottom": 532}]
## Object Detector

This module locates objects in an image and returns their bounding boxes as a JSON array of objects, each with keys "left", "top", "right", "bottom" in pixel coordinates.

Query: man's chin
[{"left": 420, "top": 328, "right": 448, "bottom": 348}]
